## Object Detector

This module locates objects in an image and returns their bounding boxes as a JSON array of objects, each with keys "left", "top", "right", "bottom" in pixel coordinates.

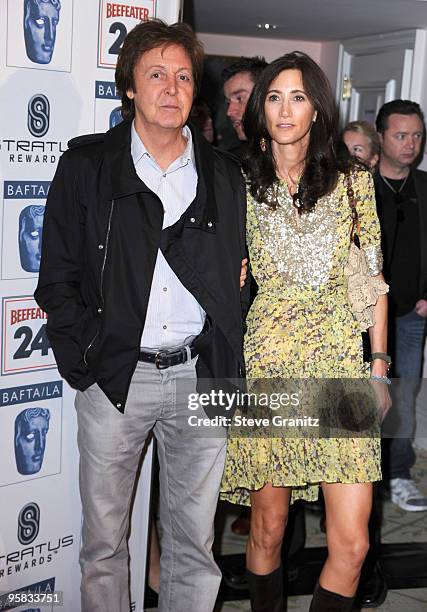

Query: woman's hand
[
  {"left": 240, "top": 258, "right": 248, "bottom": 289},
  {"left": 370, "top": 359, "right": 392, "bottom": 423}
]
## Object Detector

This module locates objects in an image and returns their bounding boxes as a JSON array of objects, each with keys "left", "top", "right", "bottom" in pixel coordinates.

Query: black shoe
[
  {"left": 222, "top": 562, "right": 248, "bottom": 590},
  {"left": 358, "top": 563, "right": 388, "bottom": 608}
]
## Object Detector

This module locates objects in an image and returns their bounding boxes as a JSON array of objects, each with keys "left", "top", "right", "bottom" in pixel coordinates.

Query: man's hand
[
  {"left": 240, "top": 258, "right": 248, "bottom": 289},
  {"left": 415, "top": 299, "right": 427, "bottom": 317}
]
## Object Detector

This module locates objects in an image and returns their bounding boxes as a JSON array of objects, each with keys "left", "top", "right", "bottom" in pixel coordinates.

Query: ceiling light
[{"left": 257, "top": 23, "right": 278, "bottom": 30}]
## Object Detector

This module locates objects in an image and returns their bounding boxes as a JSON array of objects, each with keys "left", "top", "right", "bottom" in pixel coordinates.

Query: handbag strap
[{"left": 345, "top": 173, "right": 361, "bottom": 244}]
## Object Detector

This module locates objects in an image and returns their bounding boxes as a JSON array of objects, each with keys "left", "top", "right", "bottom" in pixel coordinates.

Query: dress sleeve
[{"left": 352, "top": 170, "right": 384, "bottom": 276}]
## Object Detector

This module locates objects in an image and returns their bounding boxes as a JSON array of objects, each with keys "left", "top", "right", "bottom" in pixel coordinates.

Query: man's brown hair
[{"left": 115, "top": 19, "right": 204, "bottom": 121}]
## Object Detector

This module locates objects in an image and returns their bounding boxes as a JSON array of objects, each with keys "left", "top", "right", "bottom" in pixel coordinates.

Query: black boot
[
  {"left": 309, "top": 582, "right": 355, "bottom": 611},
  {"left": 246, "top": 565, "right": 284, "bottom": 612}
]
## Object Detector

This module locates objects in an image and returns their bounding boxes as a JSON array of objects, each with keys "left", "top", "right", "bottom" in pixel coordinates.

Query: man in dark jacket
[
  {"left": 223, "top": 56, "right": 267, "bottom": 160},
  {"left": 374, "top": 100, "right": 427, "bottom": 512},
  {"left": 35, "top": 20, "right": 247, "bottom": 612}
]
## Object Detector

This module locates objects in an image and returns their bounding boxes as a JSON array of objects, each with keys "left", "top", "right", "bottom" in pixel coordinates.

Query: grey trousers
[{"left": 75, "top": 358, "right": 226, "bottom": 612}]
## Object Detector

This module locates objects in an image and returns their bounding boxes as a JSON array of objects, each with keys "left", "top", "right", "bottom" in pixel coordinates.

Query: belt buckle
[{"left": 155, "top": 351, "right": 168, "bottom": 370}]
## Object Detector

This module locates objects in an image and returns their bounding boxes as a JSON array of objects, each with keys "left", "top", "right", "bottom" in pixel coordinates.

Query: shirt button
[
  {"left": 207, "top": 221, "right": 213, "bottom": 228},
  {"left": 163, "top": 287, "right": 168, "bottom": 292},
  {"left": 98, "top": 244, "right": 104, "bottom": 250},
  {"left": 163, "top": 173, "right": 167, "bottom": 178},
  {"left": 116, "top": 403, "right": 122, "bottom": 408},
  {"left": 163, "top": 324, "right": 167, "bottom": 329},
  {"left": 97, "top": 307, "right": 103, "bottom": 314},
  {"left": 190, "top": 217, "right": 196, "bottom": 223}
]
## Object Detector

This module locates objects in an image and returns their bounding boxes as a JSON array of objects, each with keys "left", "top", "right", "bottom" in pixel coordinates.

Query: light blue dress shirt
[{"left": 131, "top": 122, "right": 206, "bottom": 350}]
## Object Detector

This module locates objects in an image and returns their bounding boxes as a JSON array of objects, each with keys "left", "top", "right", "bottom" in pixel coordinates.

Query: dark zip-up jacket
[{"left": 35, "top": 120, "right": 247, "bottom": 411}]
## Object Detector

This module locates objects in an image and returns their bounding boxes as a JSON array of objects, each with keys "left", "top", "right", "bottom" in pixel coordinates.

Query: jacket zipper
[{"left": 83, "top": 199, "right": 115, "bottom": 366}]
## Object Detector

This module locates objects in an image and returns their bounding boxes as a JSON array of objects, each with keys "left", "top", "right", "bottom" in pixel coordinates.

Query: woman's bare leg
[
  {"left": 247, "top": 484, "right": 291, "bottom": 574},
  {"left": 319, "top": 482, "right": 372, "bottom": 596},
  {"left": 148, "top": 521, "right": 161, "bottom": 593}
]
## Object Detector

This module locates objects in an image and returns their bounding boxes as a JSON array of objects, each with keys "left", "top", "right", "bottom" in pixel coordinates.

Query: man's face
[
  {"left": 19, "top": 206, "right": 44, "bottom": 273},
  {"left": 380, "top": 113, "right": 424, "bottom": 170},
  {"left": 127, "top": 44, "right": 194, "bottom": 135},
  {"left": 15, "top": 412, "right": 50, "bottom": 475},
  {"left": 24, "top": 0, "right": 60, "bottom": 65},
  {"left": 224, "top": 71, "right": 255, "bottom": 141}
]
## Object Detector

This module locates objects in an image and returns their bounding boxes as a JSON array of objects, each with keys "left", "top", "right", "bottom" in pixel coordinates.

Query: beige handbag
[{"left": 343, "top": 174, "right": 389, "bottom": 331}]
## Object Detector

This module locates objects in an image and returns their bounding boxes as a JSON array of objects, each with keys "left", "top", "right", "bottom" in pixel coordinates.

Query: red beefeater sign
[
  {"left": 2, "top": 296, "right": 55, "bottom": 375},
  {"left": 98, "top": 0, "right": 157, "bottom": 68}
]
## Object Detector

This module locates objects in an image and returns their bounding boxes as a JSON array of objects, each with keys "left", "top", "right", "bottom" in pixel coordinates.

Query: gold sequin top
[
  {"left": 244, "top": 168, "right": 384, "bottom": 380},
  {"left": 249, "top": 169, "right": 383, "bottom": 294}
]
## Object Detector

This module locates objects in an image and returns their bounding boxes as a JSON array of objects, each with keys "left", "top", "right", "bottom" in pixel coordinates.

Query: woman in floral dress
[{"left": 220, "top": 52, "right": 390, "bottom": 611}]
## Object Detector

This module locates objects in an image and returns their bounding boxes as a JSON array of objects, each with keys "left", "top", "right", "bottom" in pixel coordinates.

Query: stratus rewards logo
[
  {"left": 27, "top": 94, "right": 50, "bottom": 138},
  {"left": 0, "top": 94, "right": 66, "bottom": 166},
  {"left": 0, "top": 503, "right": 73, "bottom": 580},
  {"left": 18, "top": 503, "right": 40, "bottom": 545}
]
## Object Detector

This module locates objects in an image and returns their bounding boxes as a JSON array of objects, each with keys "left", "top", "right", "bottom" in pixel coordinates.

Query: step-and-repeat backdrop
[{"left": 0, "top": 1, "right": 181, "bottom": 610}]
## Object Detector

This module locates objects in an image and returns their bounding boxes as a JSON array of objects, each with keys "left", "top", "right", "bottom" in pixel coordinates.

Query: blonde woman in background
[{"left": 342, "top": 120, "right": 380, "bottom": 170}]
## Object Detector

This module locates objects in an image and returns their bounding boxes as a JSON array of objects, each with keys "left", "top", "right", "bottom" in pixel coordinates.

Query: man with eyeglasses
[{"left": 374, "top": 99, "right": 427, "bottom": 512}]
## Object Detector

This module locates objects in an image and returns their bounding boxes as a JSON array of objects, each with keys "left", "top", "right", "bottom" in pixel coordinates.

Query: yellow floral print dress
[{"left": 220, "top": 169, "right": 383, "bottom": 505}]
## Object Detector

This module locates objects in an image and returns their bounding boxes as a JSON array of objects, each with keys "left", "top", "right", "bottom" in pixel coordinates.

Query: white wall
[
  {"left": 198, "top": 33, "right": 340, "bottom": 91},
  {"left": 198, "top": 32, "right": 323, "bottom": 63},
  {"left": 320, "top": 41, "right": 341, "bottom": 92}
]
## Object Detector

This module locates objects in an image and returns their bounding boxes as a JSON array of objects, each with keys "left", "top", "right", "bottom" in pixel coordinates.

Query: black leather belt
[{"left": 139, "top": 345, "right": 198, "bottom": 369}]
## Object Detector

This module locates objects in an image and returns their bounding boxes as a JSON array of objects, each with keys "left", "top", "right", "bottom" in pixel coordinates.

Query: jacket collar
[
  {"left": 104, "top": 120, "right": 149, "bottom": 198},
  {"left": 103, "top": 120, "right": 217, "bottom": 225}
]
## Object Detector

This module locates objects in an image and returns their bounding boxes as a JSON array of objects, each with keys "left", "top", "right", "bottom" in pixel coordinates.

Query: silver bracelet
[{"left": 370, "top": 374, "right": 391, "bottom": 385}]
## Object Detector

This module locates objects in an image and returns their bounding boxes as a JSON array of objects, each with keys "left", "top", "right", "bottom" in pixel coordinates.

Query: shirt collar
[{"left": 131, "top": 122, "right": 195, "bottom": 169}]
